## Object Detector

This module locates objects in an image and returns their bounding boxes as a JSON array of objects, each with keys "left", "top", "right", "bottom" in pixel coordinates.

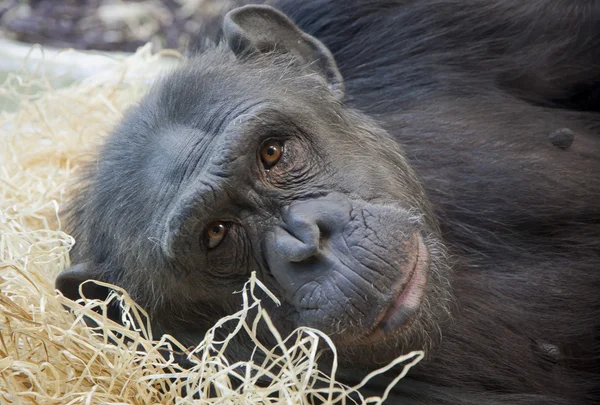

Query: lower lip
[{"left": 368, "top": 234, "right": 429, "bottom": 339}]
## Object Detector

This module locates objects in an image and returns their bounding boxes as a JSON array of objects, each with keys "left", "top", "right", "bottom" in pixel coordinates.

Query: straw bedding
[{"left": 0, "top": 45, "right": 423, "bottom": 404}]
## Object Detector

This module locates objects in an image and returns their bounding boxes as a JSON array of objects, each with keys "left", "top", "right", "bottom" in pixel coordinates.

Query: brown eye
[
  {"left": 260, "top": 141, "right": 283, "bottom": 168},
  {"left": 207, "top": 221, "right": 227, "bottom": 249}
]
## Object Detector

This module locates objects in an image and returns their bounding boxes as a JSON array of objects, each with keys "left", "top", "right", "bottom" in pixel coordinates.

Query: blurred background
[{"left": 0, "top": 0, "right": 252, "bottom": 52}]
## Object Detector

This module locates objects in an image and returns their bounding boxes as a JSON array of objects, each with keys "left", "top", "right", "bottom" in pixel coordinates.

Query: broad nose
[
  {"left": 266, "top": 195, "right": 351, "bottom": 266},
  {"left": 277, "top": 210, "right": 321, "bottom": 263}
]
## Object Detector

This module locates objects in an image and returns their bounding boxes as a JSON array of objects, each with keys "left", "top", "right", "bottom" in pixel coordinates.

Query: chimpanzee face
[{"left": 56, "top": 5, "right": 453, "bottom": 364}]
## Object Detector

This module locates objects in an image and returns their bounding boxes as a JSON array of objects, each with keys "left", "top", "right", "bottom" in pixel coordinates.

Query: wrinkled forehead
[
  {"left": 147, "top": 100, "right": 306, "bottom": 184},
  {"left": 138, "top": 49, "right": 342, "bottom": 168},
  {"left": 150, "top": 49, "right": 334, "bottom": 130},
  {"left": 135, "top": 50, "right": 340, "bottom": 198}
]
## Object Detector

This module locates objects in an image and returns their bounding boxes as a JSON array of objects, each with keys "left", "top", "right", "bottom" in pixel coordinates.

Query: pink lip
[{"left": 368, "top": 234, "right": 429, "bottom": 339}]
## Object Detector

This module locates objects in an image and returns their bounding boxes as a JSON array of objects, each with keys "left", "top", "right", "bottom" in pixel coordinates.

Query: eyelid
[
  {"left": 260, "top": 140, "right": 284, "bottom": 168},
  {"left": 206, "top": 221, "right": 231, "bottom": 249}
]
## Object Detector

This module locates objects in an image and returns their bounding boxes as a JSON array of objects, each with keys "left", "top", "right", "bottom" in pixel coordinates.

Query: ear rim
[
  {"left": 297, "top": 29, "right": 345, "bottom": 99},
  {"left": 223, "top": 4, "right": 344, "bottom": 100},
  {"left": 223, "top": 6, "right": 258, "bottom": 58}
]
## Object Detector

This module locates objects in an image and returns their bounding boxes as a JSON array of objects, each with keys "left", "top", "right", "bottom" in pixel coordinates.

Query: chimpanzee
[{"left": 56, "top": 1, "right": 600, "bottom": 404}]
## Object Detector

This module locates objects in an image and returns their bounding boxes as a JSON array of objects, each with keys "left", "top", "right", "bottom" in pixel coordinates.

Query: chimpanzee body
[{"left": 57, "top": 1, "right": 600, "bottom": 404}]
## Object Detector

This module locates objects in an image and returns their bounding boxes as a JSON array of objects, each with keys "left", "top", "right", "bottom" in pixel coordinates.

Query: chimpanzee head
[{"left": 56, "top": 5, "right": 453, "bottom": 366}]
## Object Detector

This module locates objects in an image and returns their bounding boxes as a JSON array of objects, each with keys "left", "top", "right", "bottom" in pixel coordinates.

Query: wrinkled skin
[{"left": 57, "top": 1, "right": 600, "bottom": 404}]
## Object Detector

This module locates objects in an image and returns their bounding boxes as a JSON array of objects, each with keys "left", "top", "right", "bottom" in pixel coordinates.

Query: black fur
[
  {"left": 57, "top": 1, "right": 600, "bottom": 404},
  {"left": 270, "top": 1, "right": 600, "bottom": 403}
]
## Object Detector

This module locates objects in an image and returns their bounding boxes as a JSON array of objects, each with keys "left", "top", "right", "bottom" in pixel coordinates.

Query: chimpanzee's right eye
[{"left": 207, "top": 221, "right": 228, "bottom": 249}]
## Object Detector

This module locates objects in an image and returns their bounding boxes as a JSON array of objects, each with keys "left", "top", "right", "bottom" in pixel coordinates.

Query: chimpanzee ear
[
  {"left": 223, "top": 5, "right": 344, "bottom": 99},
  {"left": 55, "top": 262, "right": 110, "bottom": 302}
]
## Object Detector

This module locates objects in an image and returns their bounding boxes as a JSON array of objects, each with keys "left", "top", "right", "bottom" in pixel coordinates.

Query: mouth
[{"left": 364, "top": 233, "right": 429, "bottom": 342}]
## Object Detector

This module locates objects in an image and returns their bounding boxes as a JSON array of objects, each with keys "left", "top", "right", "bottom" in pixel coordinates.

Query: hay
[{"left": 0, "top": 44, "right": 423, "bottom": 404}]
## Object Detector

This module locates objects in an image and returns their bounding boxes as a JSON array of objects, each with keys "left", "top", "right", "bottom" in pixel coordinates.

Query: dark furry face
[
  {"left": 59, "top": 38, "right": 454, "bottom": 367},
  {"left": 55, "top": 4, "right": 600, "bottom": 403}
]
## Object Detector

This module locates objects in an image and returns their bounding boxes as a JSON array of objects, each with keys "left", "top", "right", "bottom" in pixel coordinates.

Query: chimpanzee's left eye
[{"left": 260, "top": 141, "right": 284, "bottom": 169}]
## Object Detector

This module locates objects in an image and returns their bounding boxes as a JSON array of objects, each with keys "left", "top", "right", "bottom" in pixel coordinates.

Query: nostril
[
  {"left": 279, "top": 200, "right": 344, "bottom": 264},
  {"left": 316, "top": 220, "right": 331, "bottom": 244},
  {"left": 289, "top": 244, "right": 319, "bottom": 263},
  {"left": 280, "top": 225, "right": 320, "bottom": 263}
]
